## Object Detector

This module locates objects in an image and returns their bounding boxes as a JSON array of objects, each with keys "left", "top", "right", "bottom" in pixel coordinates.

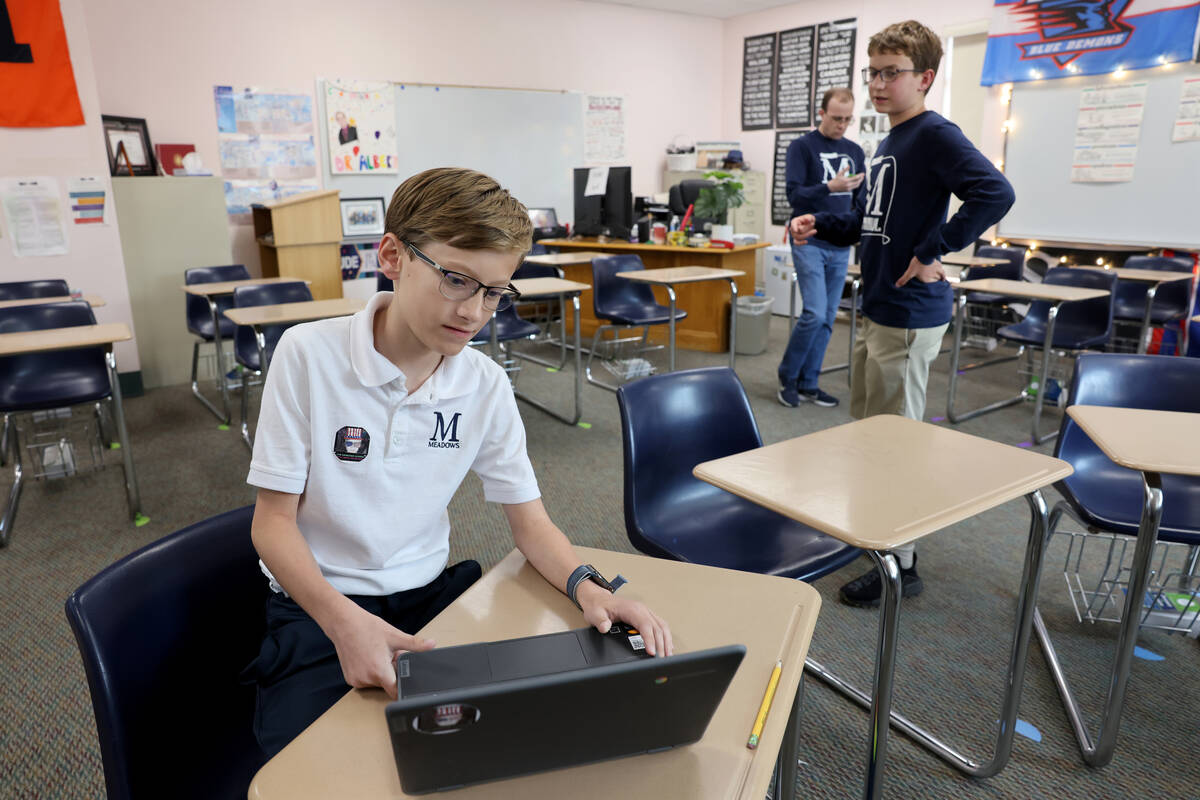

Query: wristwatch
[{"left": 566, "top": 564, "right": 626, "bottom": 609}]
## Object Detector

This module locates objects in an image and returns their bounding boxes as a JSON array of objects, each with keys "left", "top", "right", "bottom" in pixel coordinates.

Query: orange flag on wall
[{"left": 0, "top": 0, "right": 84, "bottom": 127}]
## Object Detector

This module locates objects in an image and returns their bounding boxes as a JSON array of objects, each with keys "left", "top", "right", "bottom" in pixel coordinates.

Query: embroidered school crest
[{"left": 333, "top": 426, "right": 370, "bottom": 461}]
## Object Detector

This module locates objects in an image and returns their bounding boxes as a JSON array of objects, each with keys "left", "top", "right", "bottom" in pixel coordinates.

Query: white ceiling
[{"left": 579, "top": 0, "right": 802, "bottom": 20}]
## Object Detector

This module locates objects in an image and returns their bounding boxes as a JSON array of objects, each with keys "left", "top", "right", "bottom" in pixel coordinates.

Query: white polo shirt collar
[{"left": 349, "top": 291, "right": 482, "bottom": 399}]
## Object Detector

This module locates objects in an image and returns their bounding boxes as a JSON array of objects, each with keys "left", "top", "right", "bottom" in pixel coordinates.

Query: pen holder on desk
[{"left": 667, "top": 231, "right": 687, "bottom": 247}]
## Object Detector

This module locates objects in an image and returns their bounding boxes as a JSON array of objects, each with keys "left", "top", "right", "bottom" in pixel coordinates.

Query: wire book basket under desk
[{"left": 13, "top": 407, "right": 109, "bottom": 482}]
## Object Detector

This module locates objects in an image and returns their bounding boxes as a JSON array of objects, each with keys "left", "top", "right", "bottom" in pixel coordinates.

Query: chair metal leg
[
  {"left": 190, "top": 337, "right": 230, "bottom": 424},
  {"left": 805, "top": 490, "right": 1052, "bottom": 795},
  {"left": 240, "top": 367, "right": 256, "bottom": 452},
  {"left": 666, "top": 285, "right": 678, "bottom": 373},
  {"left": 1030, "top": 305, "right": 1061, "bottom": 445},
  {"left": 0, "top": 412, "right": 8, "bottom": 467},
  {"left": 93, "top": 401, "right": 113, "bottom": 449},
  {"left": 0, "top": 421, "right": 24, "bottom": 547},
  {"left": 821, "top": 276, "right": 860, "bottom": 392},
  {"left": 946, "top": 292, "right": 1026, "bottom": 424},
  {"left": 773, "top": 676, "right": 804, "bottom": 800},
  {"left": 1034, "top": 471, "right": 1164, "bottom": 767},
  {"left": 106, "top": 350, "right": 145, "bottom": 525},
  {"left": 513, "top": 293, "right": 583, "bottom": 424},
  {"left": 726, "top": 278, "right": 738, "bottom": 370},
  {"left": 584, "top": 323, "right": 620, "bottom": 393},
  {"left": 1136, "top": 285, "right": 1158, "bottom": 355}
]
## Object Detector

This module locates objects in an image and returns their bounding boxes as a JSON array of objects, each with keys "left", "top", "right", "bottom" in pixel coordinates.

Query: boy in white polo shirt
[{"left": 243, "top": 167, "right": 673, "bottom": 757}]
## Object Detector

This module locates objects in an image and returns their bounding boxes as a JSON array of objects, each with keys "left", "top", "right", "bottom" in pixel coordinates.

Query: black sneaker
[
  {"left": 798, "top": 387, "right": 839, "bottom": 408},
  {"left": 839, "top": 555, "right": 924, "bottom": 607},
  {"left": 777, "top": 386, "right": 801, "bottom": 407}
]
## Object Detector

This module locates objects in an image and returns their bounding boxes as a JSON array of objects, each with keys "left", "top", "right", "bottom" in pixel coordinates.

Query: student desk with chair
[
  {"left": 249, "top": 546, "right": 822, "bottom": 800},
  {"left": 693, "top": 414, "right": 1072, "bottom": 800},
  {"left": 0, "top": 294, "right": 106, "bottom": 310},
  {"left": 537, "top": 239, "right": 764, "bottom": 354},
  {"left": 1074, "top": 264, "right": 1196, "bottom": 354}
]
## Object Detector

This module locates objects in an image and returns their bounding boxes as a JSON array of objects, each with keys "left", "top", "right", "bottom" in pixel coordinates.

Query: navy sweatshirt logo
[
  {"left": 819, "top": 152, "right": 854, "bottom": 193},
  {"left": 861, "top": 155, "right": 896, "bottom": 245}
]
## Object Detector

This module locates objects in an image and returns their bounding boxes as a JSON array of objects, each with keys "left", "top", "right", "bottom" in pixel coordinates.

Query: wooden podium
[{"left": 253, "top": 190, "right": 343, "bottom": 300}]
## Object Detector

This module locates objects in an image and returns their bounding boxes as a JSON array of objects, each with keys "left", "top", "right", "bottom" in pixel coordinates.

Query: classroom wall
[
  {"left": 721, "top": 0, "right": 1007, "bottom": 245},
  {"left": 82, "top": 0, "right": 727, "bottom": 274},
  {"left": 0, "top": 0, "right": 140, "bottom": 371}
]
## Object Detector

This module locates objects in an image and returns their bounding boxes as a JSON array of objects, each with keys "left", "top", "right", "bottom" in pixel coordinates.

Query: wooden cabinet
[{"left": 252, "top": 190, "right": 342, "bottom": 299}]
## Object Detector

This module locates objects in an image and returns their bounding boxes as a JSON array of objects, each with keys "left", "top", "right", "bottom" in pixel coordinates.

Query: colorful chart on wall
[{"left": 324, "top": 79, "right": 398, "bottom": 174}]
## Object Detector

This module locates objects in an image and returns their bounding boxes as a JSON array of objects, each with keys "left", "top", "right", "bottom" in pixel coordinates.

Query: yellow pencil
[{"left": 746, "top": 659, "right": 782, "bottom": 750}]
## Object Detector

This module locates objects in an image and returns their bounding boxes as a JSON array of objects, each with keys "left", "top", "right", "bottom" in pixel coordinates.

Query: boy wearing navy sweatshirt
[{"left": 790, "top": 20, "right": 1015, "bottom": 606}]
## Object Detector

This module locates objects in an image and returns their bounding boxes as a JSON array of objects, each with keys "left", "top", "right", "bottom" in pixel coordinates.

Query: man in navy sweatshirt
[
  {"left": 777, "top": 88, "right": 866, "bottom": 409},
  {"left": 790, "top": 19, "right": 1015, "bottom": 607}
]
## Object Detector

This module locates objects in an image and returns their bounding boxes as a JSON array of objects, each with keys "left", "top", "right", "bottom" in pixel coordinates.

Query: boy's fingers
[
  {"left": 895, "top": 264, "right": 916, "bottom": 288},
  {"left": 837, "top": 164, "right": 849, "bottom": 176}
]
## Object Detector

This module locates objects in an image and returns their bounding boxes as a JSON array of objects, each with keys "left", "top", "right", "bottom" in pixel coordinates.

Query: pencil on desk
[{"left": 747, "top": 659, "right": 782, "bottom": 750}]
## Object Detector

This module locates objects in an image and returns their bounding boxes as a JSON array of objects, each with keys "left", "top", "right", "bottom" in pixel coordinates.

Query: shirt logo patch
[
  {"left": 429, "top": 411, "right": 462, "bottom": 449},
  {"left": 333, "top": 426, "right": 370, "bottom": 461}
]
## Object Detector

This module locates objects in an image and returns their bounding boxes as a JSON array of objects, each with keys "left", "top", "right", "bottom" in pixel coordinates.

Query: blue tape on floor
[
  {"left": 1017, "top": 441, "right": 1032, "bottom": 448},
  {"left": 1133, "top": 646, "right": 1165, "bottom": 661},
  {"left": 930, "top": 416, "right": 945, "bottom": 422},
  {"left": 1015, "top": 719, "right": 1042, "bottom": 742}
]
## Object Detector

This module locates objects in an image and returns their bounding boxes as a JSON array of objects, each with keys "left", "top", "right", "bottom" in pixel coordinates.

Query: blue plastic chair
[
  {"left": 965, "top": 246, "right": 1024, "bottom": 306},
  {"left": 996, "top": 267, "right": 1116, "bottom": 350},
  {"left": 1035, "top": 353, "right": 1200, "bottom": 767},
  {"left": 586, "top": 255, "right": 687, "bottom": 391},
  {"left": 66, "top": 505, "right": 268, "bottom": 800},
  {"left": 0, "top": 301, "right": 142, "bottom": 546},
  {"left": 0, "top": 279, "right": 70, "bottom": 300},
  {"left": 184, "top": 265, "right": 250, "bottom": 423},
  {"left": 1111, "top": 255, "right": 1193, "bottom": 353},
  {"left": 231, "top": 281, "right": 313, "bottom": 449}
]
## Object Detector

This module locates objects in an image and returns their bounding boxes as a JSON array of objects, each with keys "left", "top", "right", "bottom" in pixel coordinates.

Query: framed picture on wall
[
  {"left": 101, "top": 115, "right": 157, "bottom": 177},
  {"left": 339, "top": 197, "right": 386, "bottom": 238}
]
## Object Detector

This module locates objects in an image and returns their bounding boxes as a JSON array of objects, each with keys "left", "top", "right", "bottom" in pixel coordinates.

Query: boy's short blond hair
[
  {"left": 385, "top": 167, "right": 533, "bottom": 254},
  {"left": 868, "top": 20, "right": 943, "bottom": 83}
]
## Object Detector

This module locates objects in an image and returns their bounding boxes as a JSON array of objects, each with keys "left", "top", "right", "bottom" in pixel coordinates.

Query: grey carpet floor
[{"left": 2, "top": 313, "right": 1198, "bottom": 799}]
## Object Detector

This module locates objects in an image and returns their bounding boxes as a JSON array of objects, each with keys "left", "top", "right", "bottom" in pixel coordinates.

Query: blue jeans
[{"left": 778, "top": 243, "right": 850, "bottom": 391}]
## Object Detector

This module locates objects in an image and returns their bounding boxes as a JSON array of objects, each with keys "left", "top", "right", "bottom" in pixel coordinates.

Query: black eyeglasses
[
  {"left": 861, "top": 66, "right": 922, "bottom": 84},
  {"left": 403, "top": 241, "right": 521, "bottom": 312}
]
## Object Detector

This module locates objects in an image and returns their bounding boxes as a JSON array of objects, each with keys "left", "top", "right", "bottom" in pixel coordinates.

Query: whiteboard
[
  {"left": 317, "top": 81, "right": 585, "bottom": 226},
  {"left": 998, "top": 63, "right": 1200, "bottom": 250}
]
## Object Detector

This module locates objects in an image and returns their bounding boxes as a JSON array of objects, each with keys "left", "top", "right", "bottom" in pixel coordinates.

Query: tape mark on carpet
[
  {"left": 1133, "top": 646, "right": 1164, "bottom": 661},
  {"left": 1016, "top": 719, "right": 1042, "bottom": 742}
]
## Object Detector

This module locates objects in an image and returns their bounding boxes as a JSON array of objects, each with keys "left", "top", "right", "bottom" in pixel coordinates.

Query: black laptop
[{"left": 386, "top": 624, "right": 745, "bottom": 794}]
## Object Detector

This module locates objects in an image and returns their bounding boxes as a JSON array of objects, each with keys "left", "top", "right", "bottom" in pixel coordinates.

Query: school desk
[
  {"left": 0, "top": 294, "right": 105, "bottom": 310},
  {"left": 248, "top": 546, "right": 822, "bottom": 800},
  {"left": 522, "top": 251, "right": 606, "bottom": 267},
  {"left": 1075, "top": 265, "right": 1196, "bottom": 355},
  {"left": 1034, "top": 405, "right": 1200, "bottom": 767},
  {"left": 693, "top": 414, "right": 1072, "bottom": 800},
  {"left": 940, "top": 255, "right": 1010, "bottom": 268}
]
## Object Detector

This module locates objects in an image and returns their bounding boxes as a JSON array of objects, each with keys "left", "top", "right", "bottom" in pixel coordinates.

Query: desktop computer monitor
[{"left": 573, "top": 167, "right": 633, "bottom": 240}]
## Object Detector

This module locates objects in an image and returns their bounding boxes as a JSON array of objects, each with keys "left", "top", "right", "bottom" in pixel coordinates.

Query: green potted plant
[{"left": 693, "top": 170, "right": 745, "bottom": 242}]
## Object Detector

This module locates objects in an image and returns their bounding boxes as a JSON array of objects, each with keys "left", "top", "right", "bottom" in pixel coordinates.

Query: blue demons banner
[{"left": 981, "top": 0, "right": 1200, "bottom": 84}]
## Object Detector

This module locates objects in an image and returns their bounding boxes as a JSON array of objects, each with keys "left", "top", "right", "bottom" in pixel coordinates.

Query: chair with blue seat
[
  {"left": 470, "top": 304, "right": 542, "bottom": 382},
  {"left": 65, "top": 505, "right": 269, "bottom": 800},
  {"left": 0, "top": 301, "right": 144, "bottom": 546},
  {"left": 185, "top": 265, "right": 251, "bottom": 423},
  {"left": 231, "top": 281, "right": 313, "bottom": 450},
  {"left": 959, "top": 246, "right": 1027, "bottom": 359},
  {"left": 1033, "top": 353, "right": 1200, "bottom": 767},
  {"left": 617, "top": 366, "right": 859, "bottom": 796},
  {"left": 586, "top": 254, "right": 687, "bottom": 392},
  {"left": 0, "top": 279, "right": 71, "bottom": 300},
  {"left": 1109, "top": 255, "right": 1194, "bottom": 354}
]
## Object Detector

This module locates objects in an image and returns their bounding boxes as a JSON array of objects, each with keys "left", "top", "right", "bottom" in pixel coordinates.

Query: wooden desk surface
[
  {"left": 511, "top": 277, "right": 591, "bottom": 297},
  {"left": 616, "top": 266, "right": 745, "bottom": 284},
  {"left": 522, "top": 252, "right": 606, "bottom": 266},
  {"left": 541, "top": 238, "right": 769, "bottom": 255},
  {"left": 1074, "top": 266, "right": 1194, "bottom": 283},
  {"left": 693, "top": 415, "right": 1072, "bottom": 551},
  {"left": 845, "top": 263, "right": 962, "bottom": 282},
  {"left": 223, "top": 297, "right": 366, "bottom": 327},
  {"left": 249, "top": 546, "right": 821, "bottom": 800},
  {"left": 0, "top": 294, "right": 105, "bottom": 309},
  {"left": 0, "top": 322, "right": 131, "bottom": 356},
  {"left": 941, "top": 255, "right": 1009, "bottom": 267},
  {"left": 181, "top": 277, "right": 311, "bottom": 297},
  {"left": 955, "top": 278, "right": 1109, "bottom": 302},
  {"left": 1067, "top": 405, "right": 1200, "bottom": 476}
]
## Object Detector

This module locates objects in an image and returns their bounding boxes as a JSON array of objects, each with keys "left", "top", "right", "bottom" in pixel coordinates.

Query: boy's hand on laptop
[
  {"left": 895, "top": 256, "right": 946, "bottom": 288},
  {"left": 577, "top": 583, "right": 673, "bottom": 658},
  {"left": 788, "top": 214, "right": 817, "bottom": 246},
  {"left": 329, "top": 604, "right": 436, "bottom": 699}
]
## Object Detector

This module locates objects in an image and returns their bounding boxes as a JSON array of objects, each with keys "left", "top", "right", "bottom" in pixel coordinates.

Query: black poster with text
[
  {"left": 771, "top": 129, "right": 806, "bottom": 226},
  {"left": 813, "top": 18, "right": 857, "bottom": 120},
  {"left": 741, "top": 32, "right": 777, "bottom": 131},
  {"left": 775, "top": 26, "right": 814, "bottom": 129}
]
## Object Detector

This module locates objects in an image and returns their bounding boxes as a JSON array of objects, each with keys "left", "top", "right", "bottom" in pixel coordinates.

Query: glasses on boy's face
[
  {"left": 403, "top": 241, "right": 521, "bottom": 312},
  {"left": 861, "top": 66, "right": 922, "bottom": 84}
]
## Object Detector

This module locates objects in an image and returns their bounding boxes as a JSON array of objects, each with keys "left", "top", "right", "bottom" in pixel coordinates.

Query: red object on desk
[
  {"left": 709, "top": 240, "right": 735, "bottom": 250},
  {"left": 680, "top": 203, "right": 694, "bottom": 232}
]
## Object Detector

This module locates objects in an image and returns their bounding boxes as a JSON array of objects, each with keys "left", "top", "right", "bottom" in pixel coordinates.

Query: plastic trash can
[{"left": 734, "top": 295, "right": 773, "bottom": 355}]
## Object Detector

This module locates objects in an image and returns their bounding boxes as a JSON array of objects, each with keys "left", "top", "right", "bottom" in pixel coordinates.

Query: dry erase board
[
  {"left": 998, "top": 63, "right": 1200, "bottom": 250},
  {"left": 318, "top": 81, "right": 585, "bottom": 227}
]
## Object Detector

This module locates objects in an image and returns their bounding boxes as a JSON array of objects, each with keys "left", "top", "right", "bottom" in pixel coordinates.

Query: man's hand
[
  {"left": 577, "top": 582, "right": 673, "bottom": 658},
  {"left": 327, "top": 603, "right": 436, "bottom": 699},
  {"left": 895, "top": 256, "right": 947, "bottom": 288},
  {"left": 827, "top": 164, "right": 865, "bottom": 194},
  {"left": 788, "top": 214, "right": 818, "bottom": 246}
]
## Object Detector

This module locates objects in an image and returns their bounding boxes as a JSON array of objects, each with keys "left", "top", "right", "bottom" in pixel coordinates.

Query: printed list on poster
[
  {"left": 1173, "top": 77, "right": 1200, "bottom": 143},
  {"left": 1071, "top": 81, "right": 1146, "bottom": 183}
]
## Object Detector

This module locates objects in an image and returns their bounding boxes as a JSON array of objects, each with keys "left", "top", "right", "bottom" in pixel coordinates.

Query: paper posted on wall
[
  {"left": 1173, "top": 77, "right": 1200, "bottom": 143},
  {"left": 1071, "top": 82, "right": 1146, "bottom": 183},
  {"left": 0, "top": 178, "right": 69, "bottom": 257}
]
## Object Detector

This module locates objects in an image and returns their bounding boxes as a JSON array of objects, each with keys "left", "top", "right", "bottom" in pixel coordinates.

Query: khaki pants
[{"left": 850, "top": 317, "right": 949, "bottom": 422}]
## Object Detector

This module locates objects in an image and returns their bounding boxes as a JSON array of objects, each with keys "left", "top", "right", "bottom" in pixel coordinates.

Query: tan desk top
[
  {"left": 941, "top": 255, "right": 1009, "bottom": 267},
  {"left": 181, "top": 277, "right": 311, "bottom": 297},
  {"left": 1067, "top": 405, "right": 1200, "bottom": 477},
  {"left": 1074, "top": 266, "right": 1194, "bottom": 283},
  {"left": 0, "top": 294, "right": 105, "bottom": 309},
  {"left": 693, "top": 415, "right": 1072, "bottom": 551},
  {"left": 522, "top": 252, "right": 605, "bottom": 266},
  {"left": 845, "top": 263, "right": 962, "bottom": 282},
  {"left": 223, "top": 297, "right": 366, "bottom": 327},
  {"left": 615, "top": 266, "right": 745, "bottom": 284},
  {"left": 0, "top": 322, "right": 131, "bottom": 357},
  {"left": 541, "top": 238, "right": 769, "bottom": 255},
  {"left": 249, "top": 546, "right": 821, "bottom": 800},
  {"left": 511, "top": 277, "right": 591, "bottom": 297},
  {"left": 955, "top": 278, "right": 1109, "bottom": 302}
]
